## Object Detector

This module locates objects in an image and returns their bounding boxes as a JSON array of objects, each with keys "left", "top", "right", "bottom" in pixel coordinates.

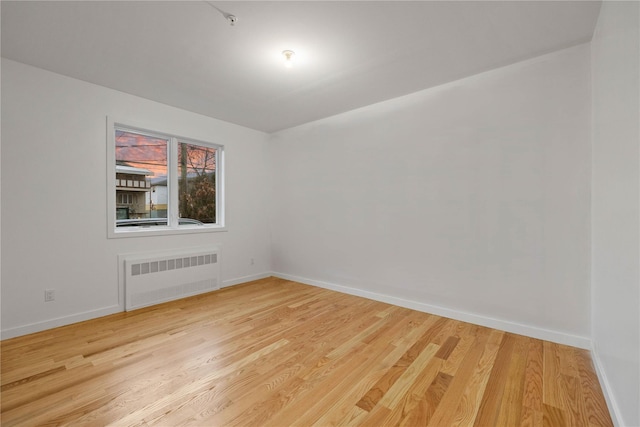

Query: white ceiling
[{"left": 1, "top": 1, "right": 601, "bottom": 133}]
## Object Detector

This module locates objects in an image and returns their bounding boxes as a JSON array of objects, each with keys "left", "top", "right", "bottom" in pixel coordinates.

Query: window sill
[{"left": 108, "top": 224, "right": 227, "bottom": 239}]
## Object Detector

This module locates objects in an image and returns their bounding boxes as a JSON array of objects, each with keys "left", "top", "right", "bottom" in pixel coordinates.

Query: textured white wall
[
  {"left": 269, "top": 44, "right": 592, "bottom": 346},
  {"left": 591, "top": 2, "right": 640, "bottom": 426},
  {"left": 1, "top": 59, "right": 272, "bottom": 338}
]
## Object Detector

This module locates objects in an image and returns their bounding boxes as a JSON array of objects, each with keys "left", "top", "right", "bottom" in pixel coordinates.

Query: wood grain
[
  {"left": 472, "top": 332, "right": 517, "bottom": 426},
  {"left": 1, "top": 277, "right": 613, "bottom": 426}
]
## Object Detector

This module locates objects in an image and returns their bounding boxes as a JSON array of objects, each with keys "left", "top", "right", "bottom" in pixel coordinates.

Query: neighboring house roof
[
  {"left": 150, "top": 176, "right": 168, "bottom": 186},
  {"left": 150, "top": 171, "right": 214, "bottom": 187},
  {"left": 116, "top": 165, "right": 153, "bottom": 176}
]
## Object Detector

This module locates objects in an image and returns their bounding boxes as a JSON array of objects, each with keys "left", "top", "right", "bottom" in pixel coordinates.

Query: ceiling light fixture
[{"left": 282, "top": 50, "right": 296, "bottom": 68}]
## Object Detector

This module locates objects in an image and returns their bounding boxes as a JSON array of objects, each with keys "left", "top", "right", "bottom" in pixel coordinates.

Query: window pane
[
  {"left": 115, "top": 130, "right": 168, "bottom": 226},
  {"left": 178, "top": 142, "right": 217, "bottom": 224}
]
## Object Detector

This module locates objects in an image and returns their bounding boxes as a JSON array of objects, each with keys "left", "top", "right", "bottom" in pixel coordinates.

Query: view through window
[
  {"left": 113, "top": 126, "right": 221, "bottom": 231},
  {"left": 178, "top": 141, "right": 217, "bottom": 224},
  {"left": 115, "top": 130, "right": 168, "bottom": 222}
]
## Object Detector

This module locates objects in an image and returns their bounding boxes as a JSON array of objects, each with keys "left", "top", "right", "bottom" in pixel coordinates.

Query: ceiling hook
[{"left": 205, "top": 2, "right": 237, "bottom": 27}]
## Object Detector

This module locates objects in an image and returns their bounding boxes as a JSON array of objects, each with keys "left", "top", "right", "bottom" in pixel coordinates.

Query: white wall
[
  {"left": 270, "top": 44, "right": 592, "bottom": 347},
  {"left": 1, "top": 11, "right": 637, "bottom": 422},
  {"left": 591, "top": 2, "right": 640, "bottom": 426},
  {"left": 1, "top": 59, "right": 271, "bottom": 338}
]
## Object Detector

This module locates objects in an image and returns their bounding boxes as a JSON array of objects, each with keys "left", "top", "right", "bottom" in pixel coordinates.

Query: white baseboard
[
  {"left": 590, "top": 344, "right": 624, "bottom": 427},
  {"left": 272, "top": 271, "right": 592, "bottom": 350},
  {"left": 1, "top": 304, "right": 121, "bottom": 340},
  {"left": 222, "top": 272, "right": 273, "bottom": 288},
  {"left": 1, "top": 271, "right": 274, "bottom": 340},
  {"left": 2, "top": 271, "right": 591, "bottom": 352}
]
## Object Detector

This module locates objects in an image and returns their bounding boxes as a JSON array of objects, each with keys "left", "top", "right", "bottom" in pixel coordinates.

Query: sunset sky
[
  {"left": 115, "top": 131, "right": 216, "bottom": 178},
  {"left": 115, "top": 130, "right": 167, "bottom": 177}
]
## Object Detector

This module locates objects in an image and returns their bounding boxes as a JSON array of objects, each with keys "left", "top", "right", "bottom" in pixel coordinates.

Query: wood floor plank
[
  {"left": 284, "top": 342, "right": 397, "bottom": 427},
  {"left": 384, "top": 355, "right": 447, "bottom": 426},
  {"left": 113, "top": 338, "right": 290, "bottom": 427},
  {"left": 559, "top": 344, "right": 580, "bottom": 378},
  {"left": 424, "top": 326, "right": 492, "bottom": 427},
  {"left": 561, "top": 373, "right": 590, "bottom": 427},
  {"left": 523, "top": 337, "right": 545, "bottom": 412},
  {"left": 378, "top": 343, "right": 440, "bottom": 409},
  {"left": 450, "top": 329, "right": 504, "bottom": 427},
  {"left": 357, "top": 404, "right": 392, "bottom": 427},
  {"left": 180, "top": 302, "right": 384, "bottom": 426},
  {"left": 543, "top": 403, "right": 567, "bottom": 427},
  {"left": 313, "top": 326, "right": 439, "bottom": 427},
  {"left": 337, "top": 406, "right": 369, "bottom": 427},
  {"left": 440, "top": 322, "right": 481, "bottom": 377},
  {"left": 521, "top": 405, "right": 544, "bottom": 427},
  {"left": 355, "top": 316, "right": 446, "bottom": 411},
  {"left": 276, "top": 316, "right": 436, "bottom": 425},
  {"left": 472, "top": 332, "right": 517, "bottom": 426},
  {"left": 0, "top": 277, "right": 613, "bottom": 426},
  {"left": 574, "top": 349, "right": 614, "bottom": 427},
  {"left": 434, "top": 334, "right": 460, "bottom": 361},
  {"left": 543, "top": 340, "right": 564, "bottom": 407},
  {"left": 310, "top": 361, "right": 393, "bottom": 427},
  {"left": 405, "top": 370, "right": 453, "bottom": 426},
  {"left": 494, "top": 334, "right": 529, "bottom": 426}
]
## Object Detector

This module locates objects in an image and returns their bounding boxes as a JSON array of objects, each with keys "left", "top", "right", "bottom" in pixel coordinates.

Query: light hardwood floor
[{"left": 1, "top": 277, "right": 612, "bottom": 426}]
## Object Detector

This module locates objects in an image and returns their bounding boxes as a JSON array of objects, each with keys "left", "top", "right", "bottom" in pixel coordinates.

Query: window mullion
[
  {"left": 216, "top": 147, "right": 224, "bottom": 227},
  {"left": 168, "top": 137, "right": 179, "bottom": 228}
]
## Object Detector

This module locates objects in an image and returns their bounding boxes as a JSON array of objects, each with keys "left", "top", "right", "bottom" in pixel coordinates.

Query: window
[{"left": 108, "top": 119, "right": 224, "bottom": 237}]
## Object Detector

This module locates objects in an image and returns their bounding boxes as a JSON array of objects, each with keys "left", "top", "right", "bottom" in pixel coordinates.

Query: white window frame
[{"left": 107, "top": 117, "right": 226, "bottom": 238}]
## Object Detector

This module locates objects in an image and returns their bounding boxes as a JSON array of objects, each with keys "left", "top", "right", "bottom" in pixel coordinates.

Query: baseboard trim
[
  {"left": 1, "top": 304, "right": 121, "bottom": 340},
  {"left": 222, "top": 272, "right": 273, "bottom": 288},
  {"left": 2, "top": 272, "right": 274, "bottom": 340},
  {"left": 272, "top": 272, "right": 592, "bottom": 349},
  {"left": 590, "top": 343, "right": 625, "bottom": 427},
  {"left": 2, "top": 271, "right": 591, "bottom": 351}
]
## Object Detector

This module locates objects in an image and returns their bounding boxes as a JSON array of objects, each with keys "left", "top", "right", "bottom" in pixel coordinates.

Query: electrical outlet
[{"left": 44, "top": 289, "right": 55, "bottom": 302}]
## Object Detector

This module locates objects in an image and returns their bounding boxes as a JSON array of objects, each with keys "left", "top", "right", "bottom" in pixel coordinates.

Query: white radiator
[{"left": 122, "top": 246, "right": 220, "bottom": 311}]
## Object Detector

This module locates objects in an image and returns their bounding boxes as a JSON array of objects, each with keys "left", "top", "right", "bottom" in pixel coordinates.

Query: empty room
[{"left": 1, "top": 1, "right": 638, "bottom": 426}]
